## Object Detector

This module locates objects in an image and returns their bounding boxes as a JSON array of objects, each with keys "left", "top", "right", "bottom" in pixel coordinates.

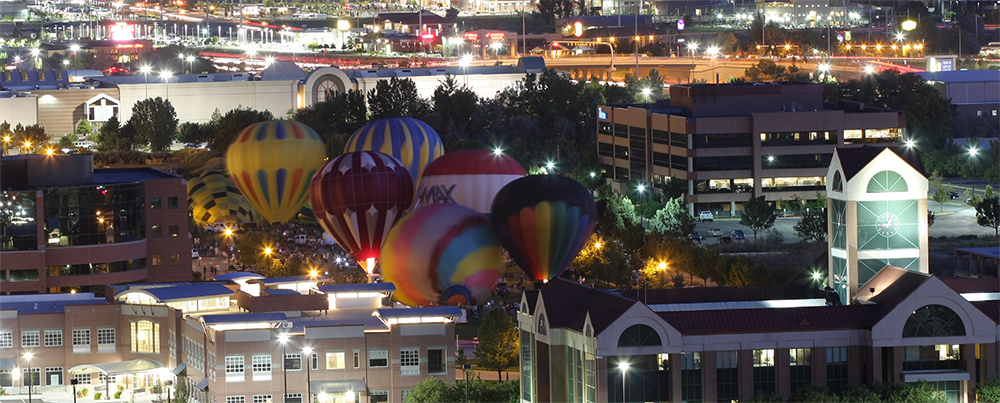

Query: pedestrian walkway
[{"left": 2, "top": 391, "right": 164, "bottom": 403}]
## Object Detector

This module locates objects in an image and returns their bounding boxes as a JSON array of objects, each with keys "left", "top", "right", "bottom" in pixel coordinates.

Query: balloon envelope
[
  {"left": 225, "top": 121, "right": 327, "bottom": 224},
  {"left": 490, "top": 175, "right": 598, "bottom": 282},
  {"left": 187, "top": 170, "right": 257, "bottom": 226},
  {"left": 309, "top": 151, "right": 414, "bottom": 274},
  {"left": 381, "top": 203, "right": 503, "bottom": 307},
  {"left": 417, "top": 149, "right": 526, "bottom": 214},
  {"left": 344, "top": 117, "right": 444, "bottom": 189}
]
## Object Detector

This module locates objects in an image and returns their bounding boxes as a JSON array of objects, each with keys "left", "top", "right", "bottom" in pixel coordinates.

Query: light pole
[
  {"left": 618, "top": 362, "right": 628, "bottom": 403},
  {"left": 279, "top": 334, "right": 288, "bottom": 403},
  {"left": 140, "top": 65, "right": 152, "bottom": 99},
  {"left": 968, "top": 147, "right": 980, "bottom": 192},
  {"left": 70, "top": 44, "right": 80, "bottom": 66},
  {"left": 25, "top": 352, "right": 33, "bottom": 403},
  {"left": 165, "top": 380, "right": 172, "bottom": 403},
  {"left": 641, "top": 88, "right": 651, "bottom": 103},
  {"left": 459, "top": 54, "right": 472, "bottom": 86},
  {"left": 707, "top": 46, "right": 719, "bottom": 83},
  {"left": 160, "top": 71, "right": 173, "bottom": 100},
  {"left": 186, "top": 55, "right": 195, "bottom": 74},
  {"left": 687, "top": 42, "right": 698, "bottom": 60},
  {"left": 303, "top": 347, "right": 312, "bottom": 403}
]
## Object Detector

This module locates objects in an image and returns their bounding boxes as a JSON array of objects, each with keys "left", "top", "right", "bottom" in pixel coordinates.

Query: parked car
[
  {"left": 717, "top": 236, "right": 732, "bottom": 244},
  {"left": 949, "top": 191, "right": 960, "bottom": 200},
  {"left": 191, "top": 248, "right": 199, "bottom": 258},
  {"left": 699, "top": 211, "right": 714, "bottom": 222},
  {"left": 204, "top": 223, "right": 227, "bottom": 233},
  {"left": 708, "top": 228, "right": 724, "bottom": 237},
  {"left": 688, "top": 232, "right": 703, "bottom": 242},
  {"left": 731, "top": 230, "right": 746, "bottom": 240}
]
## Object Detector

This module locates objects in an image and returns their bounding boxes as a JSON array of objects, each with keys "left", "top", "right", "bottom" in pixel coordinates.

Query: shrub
[
  {"left": 981, "top": 378, "right": 1000, "bottom": 403},
  {"left": 93, "top": 392, "right": 102, "bottom": 400},
  {"left": 744, "top": 391, "right": 781, "bottom": 403},
  {"left": 114, "top": 391, "right": 122, "bottom": 399}
]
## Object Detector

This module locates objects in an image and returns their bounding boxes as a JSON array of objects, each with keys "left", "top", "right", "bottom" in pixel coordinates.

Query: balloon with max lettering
[
  {"left": 225, "top": 121, "right": 327, "bottom": 224},
  {"left": 381, "top": 203, "right": 504, "bottom": 307},
  {"left": 490, "top": 175, "right": 598, "bottom": 282},
  {"left": 417, "top": 149, "right": 526, "bottom": 214},
  {"left": 309, "top": 151, "right": 414, "bottom": 280}
]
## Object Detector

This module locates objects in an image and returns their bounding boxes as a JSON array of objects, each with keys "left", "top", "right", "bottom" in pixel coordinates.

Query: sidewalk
[{"left": 2, "top": 391, "right": 163, "bottom": 403}]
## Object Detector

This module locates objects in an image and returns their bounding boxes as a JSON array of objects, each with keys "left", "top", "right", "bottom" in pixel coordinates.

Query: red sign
[
  {"left": 463, "top": 32, "right": 478, "bottom": 41},
  {"left": 115, "top": 43, "right": 144, "bottom": 49},
  {"left": 486, "top": 32, "right": 505, "bottom": 41}
]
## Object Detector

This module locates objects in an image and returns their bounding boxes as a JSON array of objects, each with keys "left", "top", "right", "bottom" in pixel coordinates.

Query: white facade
[
  {"left": 0, "top": 95, "right": 38, "bottom": 127},
  {"left": 116, "top": 79, "right": 300, "bottom": 124}
]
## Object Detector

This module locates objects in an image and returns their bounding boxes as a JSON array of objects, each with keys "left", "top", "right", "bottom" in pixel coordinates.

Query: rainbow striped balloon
[
  {"left": 225, "top": 121, "right": 327, "bottom": 224},
  {"left": 381, "top": 204, "right": 503, "bottom": 307},
  {"left": 187, "top": 170, "right": 257, "bottom": 226},
  {"left": 344, "top": 117, "right": 444, "bottom": 189}
]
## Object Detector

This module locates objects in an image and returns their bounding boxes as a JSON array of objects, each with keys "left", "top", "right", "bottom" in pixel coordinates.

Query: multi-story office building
[
  {"left": 0, "top": 153, "right": 192, "bottom": 294},
  {"left": 0, "top": 279, "right": 459, "bottom": 403},
  {"left": 596, "top": 82, "right": 906, "bottom": 215}
]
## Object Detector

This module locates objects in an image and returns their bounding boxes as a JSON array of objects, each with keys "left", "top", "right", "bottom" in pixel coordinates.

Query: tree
[
  {"left": 740, "top": 196, "right": 777, "bottom": 241},
  {"left": 787, "top": 385, "right": 836, "bottom": 403},
  {"left": 838, "top": 384, "right": 882, "bottom": 403},
  {"left": 57, "top": 133, "right": 79, "bottom": 151},
  {"left": 96, "top": 116, "right": 122, "bottom": 152},
  {"left": 172, "top": 376, "right": 189, "bottom": 403},
  {"left": 178, "top": 122, "right": 216, "bottom": 145},
  {"left": 474, "top": 307, "right": 518, "bottom": 380},
  {"left": 293, "top": 89, "right": 367, "bottom": 158},
  {"left": 130, "top": 97, "right": 179, "bottom": 151},
  {"left": 403, "top": 376, "right": 450, "bottom": 403},
  {"left": 933, "top": 185, "right": 950, "bottom": 212},
  {"left": 367, "top": 77, "right": 432, "bottom": 120},
  {"left": 887, "top": 381, "right": 948, "bottom": 403},
  {"left": 794, "top": 211, "right": 827, "bottom": 243},
  {"left": 980, "top": 377, "right": 1000, "bottom": 403},
  {"left": 75, "top": 119, "right": 94, "bottom": 138},
  {"left": 209, "top": 107, "right": 275, "bottom": 152},
  {"left": 650, "top": 197, "right": 695, "bottom": 236},
  {"left": 975, "top": 196, "right": 1000, "bottom": 236},
  {"left": 12, "top": 123, "right": 48, "bottom": 153}
]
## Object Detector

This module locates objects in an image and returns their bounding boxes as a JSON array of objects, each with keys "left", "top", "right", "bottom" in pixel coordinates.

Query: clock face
[
  {"left": 857, "top": 200, "right": 920, "bottom": 250},
  {"left": 875, "top": 212, "right": 901, "bottom": 237}
]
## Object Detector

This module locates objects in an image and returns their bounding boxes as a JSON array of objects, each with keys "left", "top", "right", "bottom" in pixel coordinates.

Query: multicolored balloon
[
  {"left": 225, "top": 121, "right": 327, "bottom": 224},
  {"left": 187, "top": 170, "right": 257, "bottom": 226},
  {"left": 297, "top": 201, "right": 317, "bottom": 225},
  {"left": 490, "top": 175, "right": 598, "bottom": 282},
  {"left": 309, "top": 151, "right": 414, "bottom": 278},
  {"left": 381, "top": 204, "right": 503, "bottom": 307},
  {"left": 417, "top": 149, "right": 526, "bottom": 214},
  {"left": 344, "top": 117, "right": 444, "bottom": 189}
]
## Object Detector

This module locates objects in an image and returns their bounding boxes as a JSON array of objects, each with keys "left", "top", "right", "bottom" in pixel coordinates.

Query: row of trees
[{"left": 95, "top": 97, "right": 179, "bottom": 153}]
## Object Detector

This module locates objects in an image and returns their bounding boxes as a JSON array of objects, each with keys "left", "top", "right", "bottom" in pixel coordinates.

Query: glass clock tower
[{"left": 826, "top": 147, "right": 929, "bottom": 305}]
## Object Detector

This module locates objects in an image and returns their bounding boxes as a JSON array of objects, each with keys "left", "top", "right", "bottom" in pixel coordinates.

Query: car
[
  {"left": 191, "top": 248, "right": 199, "bottom": 258},
  {"left": 731, "top": 230, "right": 746, "bottom": 240},
  {"left": 699, "top": 211, "right": 714, "bottom": 222},
  {"left": 949, "top": 191, "right": 960, "bottom": 200},
  {"left": 717, "top": 236, "right": 732, "bottom": 244},
  {"left": 688, "top": 232, "right": 703, "bottom": 242},
  {"left": 708, "top": 228, "right": 724, "bottom": 237}
]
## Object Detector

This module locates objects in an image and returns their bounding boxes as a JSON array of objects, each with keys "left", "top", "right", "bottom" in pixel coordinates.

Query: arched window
[
  {"left": 131, "top": 319, "right": 160, "bottom": 353},
  {"left": 617, "top": 324, "right": 662, "bottom": 347},
  {"left": 832, "top": 171, "right": 844, "bottom": 192},
  {"left": 902, "top": 305, "right": 966, "bottom": 338},
  {"left": 867, "top": 170, "right": 908, "bottom": 193},
  {"left": 537, "top": 313, "right": 547, "bottom": 336}
]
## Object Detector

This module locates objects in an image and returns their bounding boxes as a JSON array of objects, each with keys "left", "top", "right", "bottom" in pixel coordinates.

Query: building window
[
  {"left": 369, "top": 350, "right": 388, "bottom": 368},
  {"left": 251, "top": 354, "right": 272, "bottom": 381},
  {"left": 0, "top": 332, "right": 11, "bottom": 348},
  {"left": 585, "top": 352, "right": 595, "bottom": 403},
  {"left": 0, "top": 370, "right": 11, "bottom": 388},
  {"left": 903, "top": 305, "right": 965, "bottom": 337},
  {"left": 152, "top": 197, "right": 162, "bottom": 209},
  {"left": 284, "top": 353, "right": 302, "bottom": 371},
  {"left": 73, "top": 329, "right": 90, "bottom": 353},
  {"left": 170, "top": 254, "right": 180, "bottom": 265},
  {"left": 168, "top": 197, "right": 179, "bottom": 208},
  {"left": 151, "top": 225, "right": 162, "bottom": 237},
  {"left": 903, "top": 345, "right": 962, "bottom": 372},
  {"left": 428, "top": 349, "right": 445, "bottom": 374},
  {"left": 789, "top": 348, "right": 811, "bottom": 393},
  {"left": 22, "top": 330, "right": 40, "bottom": 347},
  {"left": 285, "top": 394, "right": 302, "bottom": 403},
  {"left": 867, "top": 170, "right": 908, "bottom": 193},
  {"left": 521, "top": 330, "right": 533, "bottom": 402},
  {"left": 169, "top": 330, "right": 176, "bottom": 358},
  {"left": 753, "top": 349, "right": 776, "bottom": 394},
  {"left": 717, "top": 351, "right": 738, "bottom": 403},
  {"left": 844, "top": 129, "right": 863, "bottom": 139},
  {"left": 97, "top": 328, "right": 115, "bottom": 352},
  {"left": 617, "top": 324, "right": 661, "bottom": 347},
  {"left": 353, "top": 350, "right": 360, "bottom": 369},
  {"left": 131, "top": 320, "right": 160, "bottom": 353},
  {"left": 23, "top": 368, "right": 40, "bottom": 386},
  {"left": 370, "top": 390, "right": 388, "bottom": 403},
  {"left": 252, "top": 395, "right": 271, "bottom": 403},
  {"left": 74, "top": 373, "right": 92, "bottom": 386},
  {"left": 225, "top": 355, "right": 245, "bottom": 382},
  {"left": 826, "top": 347, "right": 849, "bottom": 394},
  {"left": 169, "top": 225, "right": 179, "bottom": 237},
  {"left": 400, "top": 390, "right": 410, "bottom": 402},
  {"left": 400, "top": 349, "right": 419, "bottom": 375},
  {"left": 45, "top": 367, "right": 63, "bottom": 386},
  {"left": 44, "top": 330, "right": 62, "bottom": 347},
  {"left": 326, "top": 352, "right": 345, "bottom": 369},
  {"left": 681, "top": 352, "right": 702, "bottom": 403},
  {"left": 152, "top": 255, "right": 163, "bottom": 266},
  {"left": 226, "top": 397, "right": 245, "bottom": 403},
  {"left": 311, "top": 353, "right": 318, "bottom": 370}
]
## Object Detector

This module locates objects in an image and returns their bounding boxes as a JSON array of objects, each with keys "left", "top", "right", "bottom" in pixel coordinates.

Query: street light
[
  {"left": 459, "top": 54, "right": 473, "bottom": 86},
  {"left": 303, "top": 347, "right": 312, "bottom": 403},
  {"left": 279, "top": 334, "right": 288, "bottom": 403},
  {"left": 160, "top": 71, "right": 173, "bottom": 99},
  {"left": 863, "top": 65, "right": 875, "bottom": 75},
  {"left": 264, "top": 56, "right": 275, "bottom": 68},
  {"left": 140, "top": 66, "right": 152, "bottom": 99},
  {"left": 641, "top": 88, "right": 651, "bottom": 103},
  {"left": 618, "top": 362, "right": 629, "bottom": 403},
  {"left": 25, "top": 352, "right": 33, "bottom": 402},
  {"left": 264, "top": 247, "right": 272, "bottom": 256},
  {"left": 687, "top": 42, "right": 698, "bottom": 59},
  {"left": 904, "top": 139, "right": 915, "bottom": 148},
  {"left": 186, "top": 55, "right": 195, "bottom": 73},
  {"left": 493, "top": 147, "right": 503, "bottom": 156},
  {"left": 968, "top": 147, "right": 980, "bottom": 191}
]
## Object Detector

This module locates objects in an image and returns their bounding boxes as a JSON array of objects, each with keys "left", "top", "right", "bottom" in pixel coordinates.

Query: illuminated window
[
  {"left": 130, "top": 320, "right": 160, "bottom": 353},
  {"left": 844, "top": 129, "right": 863, "bottom": 139},
  {"left": 903, "top": 305, "right": 965, "bottom": 337},
  {"left": 152, "top": 255, "right": 163, "bottom": 266},
  {"left": 369, "top": 350, "right": 388, "bottom": 368},
  {"left": 326, "top": 352, "right": 345, "bottom": 369}
]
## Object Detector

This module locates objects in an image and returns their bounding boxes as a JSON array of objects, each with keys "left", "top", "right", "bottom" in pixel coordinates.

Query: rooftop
[
  {"left": 93, "top": 167, "right": 181, "bottom": 183},
  {"left": 318, "top": 283, "right": 397, "bottom": 293},
  {"left": 836, "top": 146, "right": 926, "bottom": 181},
  {"left": 917, "top": 70, "right": 1000, "bottom": 84},
  {"left": 0, "top": 292, "right": 108, "bottom": 314}
]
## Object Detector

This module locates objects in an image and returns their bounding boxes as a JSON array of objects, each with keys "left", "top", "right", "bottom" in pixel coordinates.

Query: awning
[
  {"left": 903, "top": 370, "right": 970, "bottom": 383},
  {"left": 195, "top": 378, "right": 209, "bottom": 391},
  {"left": 0, "top": 358, "right": 15, "bottom": 370},
  {"left": 171, "top": 363, "right": 187, "bottom": 376},
  {"left": 68, "top": 358, "right": 165, "bottom": 376},
  {"left": 310, "top": 379, "right": 367, "bottom": 394}
]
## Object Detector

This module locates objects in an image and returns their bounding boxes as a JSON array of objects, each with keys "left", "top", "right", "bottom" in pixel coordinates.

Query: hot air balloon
[
  {"left": 309, "top": 151, "right": 414, "bottom": 281},
  {"left": 187, "top": 170, "right": 257, "bottom": 226},
  {"left": 343, "top": 117, "right": 444, "bottom": 189},
  {"left": 490, "top": 175, "right": 598, "bottom": 282},
  {"left": 297, "top": 201, "right": 317, "bottom": 225},
  {"left": 225, "top": 121, "right": 327, "bottom": 224},
  {"left": 381, "top": 204, "right": 503, "bottom": 307},
  {"left": 417, "top": 149, "right": 526, "bottom": 214}
]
